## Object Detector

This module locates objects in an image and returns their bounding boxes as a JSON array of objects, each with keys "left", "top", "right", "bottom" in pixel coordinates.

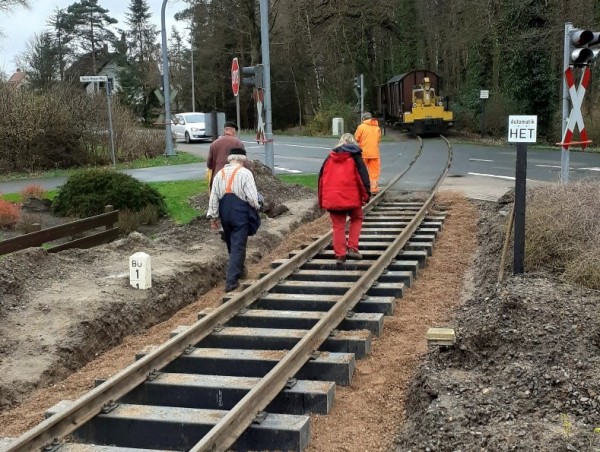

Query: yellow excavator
[{"left": 402, "top": 77, "right": 453, "bottom": 135}]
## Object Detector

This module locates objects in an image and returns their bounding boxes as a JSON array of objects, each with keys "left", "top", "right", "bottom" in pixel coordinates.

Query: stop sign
[{"left": 231, "top": 57, "right": 240, "bottom": 97}]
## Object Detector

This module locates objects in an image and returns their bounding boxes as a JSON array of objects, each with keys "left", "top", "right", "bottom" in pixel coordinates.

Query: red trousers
[{"left": 329, "top": 207, "right": 364, "bottom": 258}]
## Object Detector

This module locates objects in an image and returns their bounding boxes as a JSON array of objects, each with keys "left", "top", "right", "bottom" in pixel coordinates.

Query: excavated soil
[{"left": 2, "top": 179, "right": 598, "bottom": 452}]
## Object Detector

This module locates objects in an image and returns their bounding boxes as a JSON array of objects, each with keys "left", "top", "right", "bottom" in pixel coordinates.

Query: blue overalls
[{"left": 218, "top": 167, "right": 260, "bottom": 291}]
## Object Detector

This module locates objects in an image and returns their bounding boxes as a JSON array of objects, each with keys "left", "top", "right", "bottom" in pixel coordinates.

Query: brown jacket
[{"left": 207, "top": 135, "right": 245, "bottom": 174}]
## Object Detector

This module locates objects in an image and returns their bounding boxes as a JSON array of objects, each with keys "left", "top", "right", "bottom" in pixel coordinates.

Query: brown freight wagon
[
  {"left": 378, "top": 70, "right": 442, "bottom": 124},
  {"left": 377, "top": 69, "right": 453, "bottom": 135}
]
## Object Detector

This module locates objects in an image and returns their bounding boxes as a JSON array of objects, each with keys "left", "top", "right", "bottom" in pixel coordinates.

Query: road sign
[
  {"left": 231, "top": 58, "right": 240, "bottom": 97},
  {"left": 480, "top": 89, "right": 489, "bottom": 99},
  {"left": 79, "top": 75, "right": 108, "bottom": 83},
  {"left": 80, "top": 75, "right": 115, "bottom": 167},
  {"left": 561, "top": 66, "right": 591, "bottom": 150},
  {"left": 508, "top": 115, "right": 537, "bottom": 143}
]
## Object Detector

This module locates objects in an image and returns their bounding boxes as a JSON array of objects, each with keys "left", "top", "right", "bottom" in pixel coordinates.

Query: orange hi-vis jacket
[{"left": 354, "top": 119, "right": 381, "bottom": 159}]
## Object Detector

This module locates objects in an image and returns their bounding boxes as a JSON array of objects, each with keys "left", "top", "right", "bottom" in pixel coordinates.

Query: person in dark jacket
[
  {"left": 318, "top": 133, "right": 371, "bottom": 264},
  {"left": 207, "top": 148, "right": 261, "bottom": 292}
]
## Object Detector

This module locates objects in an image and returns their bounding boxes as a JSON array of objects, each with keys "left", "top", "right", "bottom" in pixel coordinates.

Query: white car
[{"left": 172, "top": 112, "right": 209, "bottom": 143}]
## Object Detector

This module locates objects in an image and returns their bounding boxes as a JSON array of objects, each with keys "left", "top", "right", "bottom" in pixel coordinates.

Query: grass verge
[{"left": 278, "top": 174, "right": 318, "bottom": 190}]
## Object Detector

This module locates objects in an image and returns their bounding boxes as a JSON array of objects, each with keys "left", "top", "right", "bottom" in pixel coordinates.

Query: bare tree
[{"left": 0, "top": 0, "right": 29, "bottom": 12}]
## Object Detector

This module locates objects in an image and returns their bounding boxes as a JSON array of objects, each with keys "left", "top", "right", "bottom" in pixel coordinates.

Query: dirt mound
[
  {"left": 396, "top": 200, "right": 600, "bottom": 451},
  {"left": 190, "top": 160, "right": 315, "bottom": 217}
]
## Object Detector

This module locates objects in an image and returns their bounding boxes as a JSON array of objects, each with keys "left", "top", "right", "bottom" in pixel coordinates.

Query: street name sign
[
  {"left": 80, "top": 75, "right": 108, "bottom": 83},
  {"left": 508, "top": 115, "right": 537, "bottom": 143}
]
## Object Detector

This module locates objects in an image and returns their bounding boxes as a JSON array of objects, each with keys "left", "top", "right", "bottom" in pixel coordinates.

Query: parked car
[{"left": 171, "top": 112, "right": 225, "bottom": 143}]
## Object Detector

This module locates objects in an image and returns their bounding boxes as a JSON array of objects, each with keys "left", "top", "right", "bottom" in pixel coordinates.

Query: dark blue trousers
[{"left": 219, "top": 194, "right": 251, "bottom": 290}]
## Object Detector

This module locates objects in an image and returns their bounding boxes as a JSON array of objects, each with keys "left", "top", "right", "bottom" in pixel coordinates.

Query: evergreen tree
[
  {"left": 47, "top": 8, "right": 74, "bottom": 81},
  {"left": 24, "top": 32, "right": 60, "bottom": 89},
  {"left": 65, "top": 0, "right": 118, "bottom": 74},
  {"left": 117, "top": 0, "right": 160, "bottom": 122}
]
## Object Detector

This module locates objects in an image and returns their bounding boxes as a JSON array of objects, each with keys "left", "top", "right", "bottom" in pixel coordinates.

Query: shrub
[
  {"left": 52, "top": 169, "right": 167, "bottom": 218},
  {"left": 0, "top": 199, "right": 21, "bottom": 228},
  {"left": 20, "top": 184, "right": 46, "bottom": 201},
  {"left": 137, "top": 204, "right": 160, "bottom": 225},
  {"left": 526, "top": 180, "right": 600, "bottom": 289},
  {"left": 0, "top": 85, "right": 165, "bottom": 173},
  {"left": 305, "top": 99, "right": 358, "bottom": 137},
  {"left": 18, "top": 213, "right": 42, "bottom": 233},
  {"left": 118, "top": 209, "right": 141, "bottom": 235},
  {"left": 118, "top": 205, "right": 160, "bottom": 235}
]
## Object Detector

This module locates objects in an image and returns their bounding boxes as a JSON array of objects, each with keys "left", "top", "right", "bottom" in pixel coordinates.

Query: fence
[{"left": 0, "top": 206, "right": 119, "bottom": 256}]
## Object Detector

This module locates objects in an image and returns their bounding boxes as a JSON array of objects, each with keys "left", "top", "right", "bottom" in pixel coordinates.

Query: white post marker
[{"left": 129, "top": 252, "right": 152, "bottom": 289}]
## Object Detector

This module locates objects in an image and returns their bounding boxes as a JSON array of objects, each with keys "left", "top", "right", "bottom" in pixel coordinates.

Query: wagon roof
[{"left": 384, "top": 70, "right": 440, "bottom": 85}]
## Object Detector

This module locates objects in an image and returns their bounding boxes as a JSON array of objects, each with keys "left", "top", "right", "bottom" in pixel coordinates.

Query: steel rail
[
  {"left": 192, "top": 138, "right": 452, "bottom": 451},
  {"left": 6, "top": 138, "right": 431, "bottom": 452}
]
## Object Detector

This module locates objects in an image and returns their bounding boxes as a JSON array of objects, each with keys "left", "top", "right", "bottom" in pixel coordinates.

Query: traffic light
[
  {"left": 241, "top": 64, "right": 264, "bottom": 89},
  {"left": 569, "top": 28, "right": 600, "bottom": 67},
  {"left": 353, "top": 75, "right": 362, "bottom": 99}
]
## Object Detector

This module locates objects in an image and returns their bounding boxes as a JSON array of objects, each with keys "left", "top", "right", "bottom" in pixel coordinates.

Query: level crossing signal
[
  {"left": 353, "top": 76, "right": 361, "bottom": 97},
  {"left": 569, "top": 29, "right": 600, "bottom": 66},
  {"left": 242, "top": 64, "right": 265, "bottom": 89}
]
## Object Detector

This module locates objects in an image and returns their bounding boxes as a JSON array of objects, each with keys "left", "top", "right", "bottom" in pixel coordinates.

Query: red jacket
[{"left": 318, "top": 145, "right": 370, "bottom": 211}]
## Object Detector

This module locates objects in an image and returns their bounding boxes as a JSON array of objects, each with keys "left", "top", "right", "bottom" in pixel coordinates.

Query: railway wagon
[{"left": 377, "top": 70, "right": 453, "bottom": 135}]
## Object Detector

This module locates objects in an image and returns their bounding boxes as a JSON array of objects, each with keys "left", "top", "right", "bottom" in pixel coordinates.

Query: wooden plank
[
  {"left": 426, "top": 327, "right": 456, "bottom": 346},
  {"left": 0, "top": 211, "right": 118, "bottom": 255},
  {"left": 49, "top": 228, "right": 120, "bottom": 253}
]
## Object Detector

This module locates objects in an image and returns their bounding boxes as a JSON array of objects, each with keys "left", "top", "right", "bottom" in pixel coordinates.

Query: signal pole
[
  {"left": 161, "top": 0, "right": 175, "bottom": 156},
  {"left": 360, "top": 74, "right": 364, "bottom": 119},
  {"left": 561, "top": 22, "right": 573, "bottom": 184},
  {"left": 260, "top": 0, "right": 274, "bottom": 172}
]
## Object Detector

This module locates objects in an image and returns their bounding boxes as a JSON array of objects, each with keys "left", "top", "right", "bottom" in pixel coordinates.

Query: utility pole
[
  {"left": 189, "top": 26, "right": 195, "bottom": 112},
  {"left": 161, "top": 0, "right": 175, "bottom": 156},
  {"left": 360, "top": 74, "right": 364, "bottom": 119},
  {"left": 260, "top": 0, "right": 274, "bottom": 172}
]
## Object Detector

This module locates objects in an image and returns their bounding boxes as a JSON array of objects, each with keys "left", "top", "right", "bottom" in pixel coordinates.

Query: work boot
[
  {"left": 346, "top": 248, "right": 363, "bottom": 260},
  {"left": 225, "top": 282, "right": 239, "bottom": 293}
]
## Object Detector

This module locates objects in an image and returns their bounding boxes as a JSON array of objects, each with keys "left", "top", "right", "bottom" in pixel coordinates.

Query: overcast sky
[{"left": 0, "top": 0, "right": 187, "bottom": 75}]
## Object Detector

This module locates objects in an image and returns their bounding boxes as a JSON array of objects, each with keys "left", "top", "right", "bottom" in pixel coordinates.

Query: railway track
[{"left": 4, "top": 137, "right": 452, "bottom": 452}]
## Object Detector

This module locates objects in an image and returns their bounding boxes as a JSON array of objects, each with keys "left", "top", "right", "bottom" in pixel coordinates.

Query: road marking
[
  {"left": 579, "top": 167, "right": 600, "bottom": 172},
  {"left": 283, "top": 143, "right": 331, "bottom": 150},
  {"left": 275, "top": 166, "right": 302, "bottom": 173},
  {"left": 469, "top": 158, "right": 494, "bottom": 162},
  {"left": 241, "top": 141, "right": 330, "bottom": 150},
  {"left": 468, "top": 172, "right": 515, "bottom": 180},
  {"left": 468, "top": 172, "right": 538, "bottom": 182},
  {"left": 536, "top": 164, "right": 561, "bottom": 169}
]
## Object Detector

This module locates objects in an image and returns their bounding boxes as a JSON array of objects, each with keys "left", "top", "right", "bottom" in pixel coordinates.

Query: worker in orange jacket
[{"left": 354, "top": 112, "right": 382, "bottom": 193}]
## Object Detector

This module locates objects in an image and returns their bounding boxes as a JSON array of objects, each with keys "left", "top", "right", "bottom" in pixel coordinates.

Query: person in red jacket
[{"left": 318, "top": 133, "right": 371, "bottom": 264}]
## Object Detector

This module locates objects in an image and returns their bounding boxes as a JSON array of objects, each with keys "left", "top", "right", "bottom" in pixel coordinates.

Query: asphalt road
[{"left": 1, "top": 133, "right": 600, "bottom": 195}]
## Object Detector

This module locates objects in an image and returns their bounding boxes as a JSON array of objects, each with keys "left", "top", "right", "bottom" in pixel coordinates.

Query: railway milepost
[{"left": 508, "top": 115, "right": 537, "bottom": 275}]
